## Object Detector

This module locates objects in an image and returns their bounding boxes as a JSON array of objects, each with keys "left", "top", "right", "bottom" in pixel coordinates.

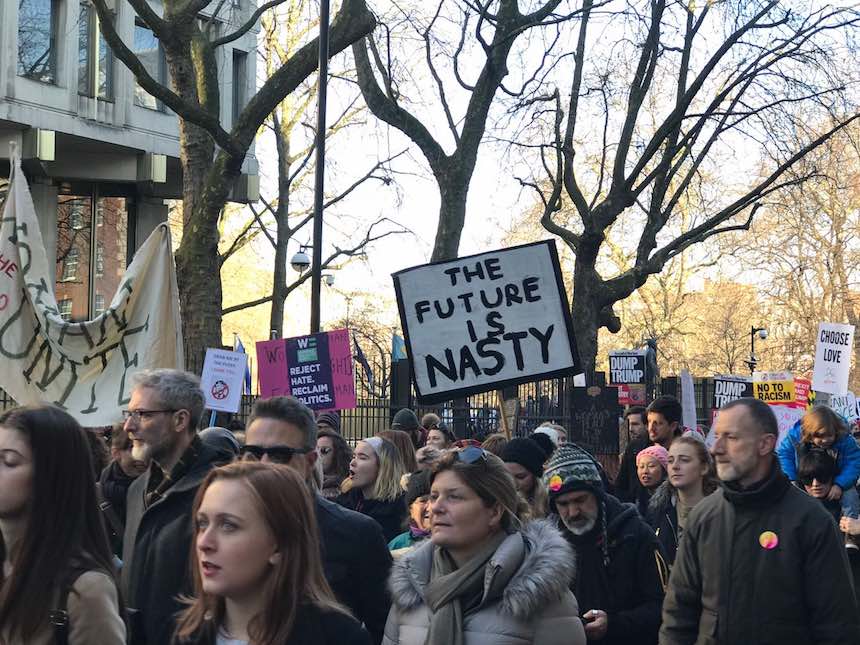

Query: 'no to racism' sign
[
  {"left": 812, "top": 322, "right": 855, "bottom": 395},
  {"left": 393, "top": 240, "right": 581, "bottom": 404}
]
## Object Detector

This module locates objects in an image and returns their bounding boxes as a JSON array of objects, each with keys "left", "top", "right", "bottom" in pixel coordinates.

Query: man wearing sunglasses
[
  {"left": 244, "top": 396, "right": 392, "bottom": 645},
  {"left": 121, "top": 369, "right": 224, "bottom": 645}
]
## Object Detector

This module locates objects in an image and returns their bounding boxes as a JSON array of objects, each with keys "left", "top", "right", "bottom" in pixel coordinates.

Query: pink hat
[{"left": 637, "top": 445, "right": 669, "bottom": 471}]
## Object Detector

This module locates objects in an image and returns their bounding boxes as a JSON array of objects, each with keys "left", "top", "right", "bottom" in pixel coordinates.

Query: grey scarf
[{"left": 423, "top": 531, "right": 507, "bottom": 645}]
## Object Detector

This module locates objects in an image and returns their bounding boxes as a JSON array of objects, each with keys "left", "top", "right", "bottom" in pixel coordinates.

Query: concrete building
[{"left": 0, "top": 0, "right": 258, "bottom": 322}]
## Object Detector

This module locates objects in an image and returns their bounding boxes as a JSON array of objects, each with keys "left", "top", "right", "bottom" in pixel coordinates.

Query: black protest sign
[
  {"left": 285, "top": 333, "right": 335, "bottom": 410},
  {"left": 711, "top": 376, "right": 753, "bottom": 409},
  {"left": 608, "top": 351, "right": 647, "bottom": 385},
  {"left": 392, "top": 240, "right": 581, "bottom": 404},
  {"left": 569, "top": 386, "right": 621, "bottom": 455}
]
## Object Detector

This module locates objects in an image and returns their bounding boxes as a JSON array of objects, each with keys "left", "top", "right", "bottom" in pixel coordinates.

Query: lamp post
[
  {"left": 744, "top": 326, "right": 768, "bottom": 374},
  {"left": 309, "top": 0, "right": 330, "bottom": 335}
]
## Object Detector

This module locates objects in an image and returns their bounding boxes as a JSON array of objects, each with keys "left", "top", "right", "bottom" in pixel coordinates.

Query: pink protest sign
[{"left": 255, "top": 329, "right": 356, "bottom": 411}]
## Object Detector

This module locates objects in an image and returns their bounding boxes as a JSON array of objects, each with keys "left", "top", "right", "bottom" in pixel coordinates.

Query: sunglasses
[
  {"left": 455, "top": 446, "right": 488, "bottom": 465},
  {"left": 240, "top": 444, "right": 312, "bottom": 464}
]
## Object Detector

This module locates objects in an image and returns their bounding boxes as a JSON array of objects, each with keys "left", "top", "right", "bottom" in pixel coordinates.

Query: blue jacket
[{"left": 776, "top": 421, "right": 860, "bottom": 490}]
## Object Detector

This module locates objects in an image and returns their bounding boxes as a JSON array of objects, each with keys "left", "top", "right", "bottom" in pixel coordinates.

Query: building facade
[{"left": 0, "top": 0, "right": 258, "bottom": 322}]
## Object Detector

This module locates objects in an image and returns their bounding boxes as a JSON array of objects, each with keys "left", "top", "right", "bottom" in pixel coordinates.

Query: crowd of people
[{"left": 1, "top": 369, "right": 860, "bottom": 644}]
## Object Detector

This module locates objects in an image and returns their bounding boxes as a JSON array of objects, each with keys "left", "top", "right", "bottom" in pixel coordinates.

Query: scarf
[
  {"left": 145, "top": 436, "right": 202, "bottom": 508},
  {"left": 424, "top": 531, "right": 507, "bottom": 645}
]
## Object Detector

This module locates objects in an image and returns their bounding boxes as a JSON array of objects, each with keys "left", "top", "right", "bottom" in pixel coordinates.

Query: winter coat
[
  {"left": 776, "top": 420, "right": 860, "bottom": 490},
  {"left": 0, "top": 570, "right": 126, "bottom": 645},
  {"left": 121, "top": 441, "right": 223, "bottom": 645},
  {"left": 315, "top": 494, "right": 392, "bottom": 645},
  {"left": 560, "top": 493, "right": 666, "bottom": 645},
  {"left": 616, "top": 438, "right": 650, "bottom": 503},
  {"left": 99, "top": 460, "right": 137, "bottom": 524},
  {"left": 660, "top": 460, "right": 860, "bottom": 645},
  {"left": 335, "top": 488, "right": 408, "bottom": 542},
  {"left": 382, "top": 519, "right": 587, "bottom": 645},
  {"left": 174, "top": 602, "right": 371, "bottom": 645},
  {"left": 646, "top": 481, "right": 680, "bottom": 566}
]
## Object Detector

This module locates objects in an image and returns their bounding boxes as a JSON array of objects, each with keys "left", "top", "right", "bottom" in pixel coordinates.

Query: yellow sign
[{"left": 753, "top": 380, "right": 795, "bottom": 404}]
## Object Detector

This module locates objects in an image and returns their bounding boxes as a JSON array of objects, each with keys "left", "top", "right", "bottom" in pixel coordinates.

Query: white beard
[
  {"left": 563, "top": 515, "right": 597, "bottom": 536},
  {"left": 131, "top": 441, "right": 149, "bottom": 463}
]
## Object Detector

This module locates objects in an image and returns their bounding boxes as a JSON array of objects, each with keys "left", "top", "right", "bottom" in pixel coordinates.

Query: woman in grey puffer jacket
[{"left": 382, "top": 447, "right": 586, "bottom": 645}]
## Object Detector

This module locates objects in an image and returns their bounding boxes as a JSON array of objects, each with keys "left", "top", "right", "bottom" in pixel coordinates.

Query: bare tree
[
  {"left": 91, "top": 0, "right": 375, "bottom": 364},
  {"left": 525, "top": 0, "right": 860, "bottom": 377},
  {"left": 352, "top": 0, "right": 589, "bottom": 262}
]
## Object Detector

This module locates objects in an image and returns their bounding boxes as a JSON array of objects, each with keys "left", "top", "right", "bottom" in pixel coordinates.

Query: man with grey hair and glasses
[{"left": 121, "top": 369, "right": 225, "bottom": 645}]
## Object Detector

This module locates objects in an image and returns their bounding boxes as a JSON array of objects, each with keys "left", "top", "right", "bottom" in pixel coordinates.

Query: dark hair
[
  {"left": 249, "top": 396, "right": 316, "bottom": 450},
  {"left": 625, "top": 405, "right": 646, "bottom": 421},
  {"left": 420, "top": 412, "right": 441, "bottom": 430},
  {"left": 481, "top": 433, "right": 509, "bottom": 457},
  {"left": 0, "top": 405, "right": 118, "bottom": 642},
  {"left": 720, "top": 398, "right": 779, "bottom": 436},
  {"left": 431, "top": 450, "right": 528, "bottom": 530},
  {"left": 800, "top": 406, "right": 848, "bottom": 444},
  {"left": 317, "top": 428, "right": 352, "bottom": 481},
  {"left": 378, "top": 429, "right": 418, "bottom": 473},
  {"left": 110, "top": 421, "right": 132, "bottom": 452},
  {"left": 175, "top": 462, "right": 345, "bottom": 644},
  {"left": 646, "top": 396, "right": 682, "bottom": 425},
  {"left": 798, "top": 448, "right": 837, "bottom": 485}
]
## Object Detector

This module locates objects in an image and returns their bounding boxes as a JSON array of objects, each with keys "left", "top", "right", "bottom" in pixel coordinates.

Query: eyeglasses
[
  {"left": 454, "top": 446, "right": 488, "bottom": 465},
  {"left": 240, "top": 444, "right": 312, "bottom": 464},
  {"left": 122, "top": 409, "right": 177, "bottom": 423}
]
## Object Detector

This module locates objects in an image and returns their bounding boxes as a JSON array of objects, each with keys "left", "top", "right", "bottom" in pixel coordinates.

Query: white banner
[
  {"left": 201, "top": 348, "right": 246, "bottom": 413},
  {"left": 812, "top": 321, "right": 854, "bottom": 395},
  {"left": 830, "top": 392, "right": 858, "bottom": 422},
  {"left": 681, "top": 369, "right": 697, "bottom": 430},
  {"left": 393, "top": 240, "right": 580, "bottom": 403},
  {"left": 0, "top": 154, "right": 183, "bottom": 425}
]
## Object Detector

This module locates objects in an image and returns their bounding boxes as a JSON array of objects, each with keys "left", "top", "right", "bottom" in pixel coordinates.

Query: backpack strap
[{"left": 50, "top": 567, "right": 89, "bottom": 645}]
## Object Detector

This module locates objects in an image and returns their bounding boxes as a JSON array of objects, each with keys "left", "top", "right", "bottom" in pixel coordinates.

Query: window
[
  {"left": 58, "top": 299, "right": 73, "bottom": 321},
  {"left": 95, "top": 242, "right": 104, "bottom": 277},
  {"left": 70, "top": 204, "right": 85, "bottom": 230},
  {"left": 133, "top": 20, "right": 165, "bottom": 110},
  {"left": 232, "top": 50, "right": 247, "bottom": 123},
  {"left": 94, "top": 294, "right": 105, "bottom": 316},
  {"left": 62, "top": 249, "right": 80, "bottom": 281},
  {"left": 18, "top": 0, "right": 60, "bottom": 83},
  {"left": 96, "top": 201, "right": 104, "bottom": 226},
  {"left": 78, "top": 2, "right": 114, "bottom": 100}
]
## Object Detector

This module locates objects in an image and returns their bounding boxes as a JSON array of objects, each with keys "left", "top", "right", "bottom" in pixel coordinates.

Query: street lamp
[{"left": 744, "top": 326, "right": 768, "bottom": 374}]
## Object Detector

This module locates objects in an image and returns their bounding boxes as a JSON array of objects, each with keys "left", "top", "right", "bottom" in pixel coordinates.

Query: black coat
[
  {"left": 315, "top": 494, "right": 392, "bottom": 645},
  {"left": 646, "top": 482, "right": 680, "bottom": 566},
  {"left": 100, "top": 460, "right": 137, "bottom": 522},
  {"left": 660, "top": 461, "right": 860, "bottom": 645},
  {"left": 334, "top": 488, "right": 407, "bottom": 543},
  {"left": 560, "top": 494, "right": 666, "bottom": 645},
  {"left": 175, "top": 602, "right": 372, "bottom": 645},
  {"left": 616, "top": 438, "right": 650, "bottom": 503},
  {"left": 121, "top": 442, "right": 223, "bottom": 645}
]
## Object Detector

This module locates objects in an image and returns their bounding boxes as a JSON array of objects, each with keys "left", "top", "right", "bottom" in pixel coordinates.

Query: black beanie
[
  {"left": 500, "top": 437, "right": 547, "bottom": 479},
  {"left": 316, "top": 411, "right": 341, "bottom": 434},
  {"left": 528, "top": 432, "right": 556, "bottom": 460},
  {"left": 392, "top": 408, "right": 420, "bottom": 431},
  {"left": 405, "top": 470, "right": 432, "bottom": 507}
]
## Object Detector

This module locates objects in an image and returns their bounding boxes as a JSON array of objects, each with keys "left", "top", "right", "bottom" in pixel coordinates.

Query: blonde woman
[{"left": 336, "top": 437, "right": 409, "bottom": 541}]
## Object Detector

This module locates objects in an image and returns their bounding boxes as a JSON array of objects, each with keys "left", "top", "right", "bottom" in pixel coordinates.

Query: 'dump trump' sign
[{"left": 393, "top": 240, "right": 581, "bottom": 404}]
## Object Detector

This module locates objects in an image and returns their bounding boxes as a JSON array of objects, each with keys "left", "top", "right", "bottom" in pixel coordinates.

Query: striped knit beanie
[{"left": 542, "top": 443, "right": 604, "bottom": 502}]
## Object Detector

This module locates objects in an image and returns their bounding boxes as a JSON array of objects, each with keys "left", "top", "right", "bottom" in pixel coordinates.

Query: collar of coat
[
  {"left": 389, "top": 518, "right": 575, "bottom": 620},
  {"left": 721, "top": 457, "right": 790, "bottom": 508}
]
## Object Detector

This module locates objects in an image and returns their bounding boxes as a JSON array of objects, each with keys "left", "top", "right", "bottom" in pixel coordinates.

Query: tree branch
[{"left": 212, "top": 0, "right": 287, "bottom": 48}]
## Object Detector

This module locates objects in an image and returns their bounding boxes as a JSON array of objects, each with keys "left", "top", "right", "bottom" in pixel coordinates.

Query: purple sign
[{"left": 256, "top": 328, "right": 356, "bottom": 411}]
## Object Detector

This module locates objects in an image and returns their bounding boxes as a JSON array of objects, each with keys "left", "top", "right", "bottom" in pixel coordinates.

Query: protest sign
[
  {"left": 392, "top": 240, "right": 580, "bottom": 404},
  {"left": 812, "top": 322, "right": 854, "bottom": 395},
  {"left": 616, "top": 383, "right": 647, "bottom": 406},
  {"left": 830, "top": 392, "right": 858, "bottom": 422},
  {"left": 569, "top": 386, "right": 621, "bottom": 455},
  {"left": 712, "top": 375, "right": 753, "bottom": 409},
  {"left": 681, "top": 369, "right": 697, "bottom": 430},
  {"left": 753, "top": 371, "right": 795, "bottom": 405},
  {"left": 256, "top": 328, "right": 356, "bottom": 411},
  {"left": 793, "top": 377, "right": 811, "bottom": 410},
  {"left": 772, "top": 404, "right": 804, "bottom": 446},
  {"left": 200, "top": 349, "right": 246, "bottom": 413},
  {"left": 608, "top": 350, "right": 647, "bottom": 385},
  {"left": 0, "top": 153, "right": 183, "bottom": 425}
]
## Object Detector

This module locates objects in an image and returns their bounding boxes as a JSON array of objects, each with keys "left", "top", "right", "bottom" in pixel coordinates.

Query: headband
[{"left": 364, "top": 436, "right": 384, "bottom": 457}]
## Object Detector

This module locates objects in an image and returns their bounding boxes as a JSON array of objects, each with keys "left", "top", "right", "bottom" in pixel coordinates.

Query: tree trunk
[
  {"left": 269, "top": 118, "right": 291, "bottom": 336},
  {"left": 430, "top": 173, "right": 469, "bottom": 262}
]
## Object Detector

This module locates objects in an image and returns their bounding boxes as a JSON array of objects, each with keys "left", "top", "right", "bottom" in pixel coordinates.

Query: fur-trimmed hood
[
  {"left": 389, "top": 519, "right": 575, "bottom": 620},
  {"left": 647, "top": 480, "right": 674, "bottom": 517}
]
